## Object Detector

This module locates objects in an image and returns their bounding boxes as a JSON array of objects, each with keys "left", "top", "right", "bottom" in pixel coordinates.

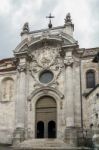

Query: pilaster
[
  {"left": 64, "top": 53, "right": 74, "bottom": 127},
  {"left": 14, "top": 57, "right": 27, "bottom": 144}
]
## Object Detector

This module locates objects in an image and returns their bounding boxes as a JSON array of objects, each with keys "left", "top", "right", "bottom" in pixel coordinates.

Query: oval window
[{"left": 39, "top": 70, "right": 54, "bottom": 84}]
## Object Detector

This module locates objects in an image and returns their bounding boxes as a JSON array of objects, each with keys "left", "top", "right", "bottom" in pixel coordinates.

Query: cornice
[
  {"left": 29, "top": 25, "right": 65, "bottom": 34},
  {"left": 0, "top": 57, "right": 15, "bottom": 64},
  {"left": 0, "top": 67, "right": 16, "bottom": 72},
  {"left": 82, "top": 48, "right": 99, "bottom": 58}
]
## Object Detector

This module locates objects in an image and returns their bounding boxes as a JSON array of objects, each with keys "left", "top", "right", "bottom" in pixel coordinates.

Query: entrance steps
[{"left": 13, "top": 139, "right": 91, "bottom": 150}]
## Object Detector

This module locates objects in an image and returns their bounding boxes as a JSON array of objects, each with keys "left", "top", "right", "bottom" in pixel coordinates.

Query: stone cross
[{"left": 46, "top": 13, "right": 54, "bottom": 28}]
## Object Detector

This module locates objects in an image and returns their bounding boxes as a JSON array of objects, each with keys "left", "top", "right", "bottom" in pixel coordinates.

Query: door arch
[{"left": 36, "top": 96, "right": 57, "bottom": 138}]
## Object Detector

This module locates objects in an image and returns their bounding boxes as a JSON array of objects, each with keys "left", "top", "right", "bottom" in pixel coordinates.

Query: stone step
[
  {"left": 13, "top": 139, "right": 91, "bottom": 150},
  {"left": 13, "top": 147, "right": 91, "bottom": 150}
]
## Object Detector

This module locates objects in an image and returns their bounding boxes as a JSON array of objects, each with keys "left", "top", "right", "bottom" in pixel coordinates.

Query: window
[
  {"left": 39, "top": 70, "right": 54, "bottom": 84},
  {"left": 86, "top": 70, "right": 95, "bottom": 88}
]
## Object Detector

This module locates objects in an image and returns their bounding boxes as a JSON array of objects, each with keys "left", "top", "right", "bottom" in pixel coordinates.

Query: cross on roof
[{"left": 46, "top": 13, "right": 55, "bottom": 28}]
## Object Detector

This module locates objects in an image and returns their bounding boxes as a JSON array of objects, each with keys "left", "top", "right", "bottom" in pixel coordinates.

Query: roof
[
  {"left": 84, "top": 84, "right": 99, "bottom": 97},
  {"left": 0, "top": 57, "right": 16, "bottom": 72}
]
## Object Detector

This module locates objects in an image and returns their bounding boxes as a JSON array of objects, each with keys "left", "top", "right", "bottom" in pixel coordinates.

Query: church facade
[{"left": 0, "top": 13, "right": 99, "bottom": 149}]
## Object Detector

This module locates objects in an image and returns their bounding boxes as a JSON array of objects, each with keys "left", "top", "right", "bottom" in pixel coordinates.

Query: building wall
[
  {"left": 0, "top": 71, "right": 16, "bottom": 144},
  {"left": 81, "top": 57, "right": 99, "bottom": 128}
]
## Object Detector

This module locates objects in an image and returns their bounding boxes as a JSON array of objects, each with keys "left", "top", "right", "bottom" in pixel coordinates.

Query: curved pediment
[
  {"left": 28, "top": 36, "right": 62, "bottom": 50},
  {"left": 14, "top": 38, "right": 28, "bottom": 54},
  {"left": 27, "top": 38, "right": 62, "bottom": 53},
  {"left": 14, "top": 32, "right": 77, "bottom": 54}
]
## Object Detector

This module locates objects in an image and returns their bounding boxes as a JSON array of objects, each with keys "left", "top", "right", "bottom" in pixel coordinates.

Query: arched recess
[
  {"left": 28, "top": 86, "right": 64, "bottom": 101},
  {"left": 27, "top": 87, "right": 63, "bottom": 138},
  {"left": 1, "top": 77, "right": 14, "bottom": 101},
  {"left": 36, "top": 96, "right": 57, "bottom": 138}
]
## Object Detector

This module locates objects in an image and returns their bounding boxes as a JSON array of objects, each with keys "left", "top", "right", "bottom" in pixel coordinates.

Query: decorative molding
[
  {"left": 29, "top": 46, "right": 64, "bottom": 88},
  {"left": 27, "top": 86, "right": 64, "bottom": 101},
  {"left": 60, "top": 101, "right": 63, "bottom": 109},
  {"left": 82, "top": 48, "right": 99, "bottom": 57}
]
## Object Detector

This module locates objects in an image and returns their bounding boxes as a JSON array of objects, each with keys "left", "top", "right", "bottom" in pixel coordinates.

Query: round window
[{"left": 39, "top": 70, "right": 54, "bottom": 84}]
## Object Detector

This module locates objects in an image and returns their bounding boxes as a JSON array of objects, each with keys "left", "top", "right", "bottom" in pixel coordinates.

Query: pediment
[
  {"left": 14, "top": 32, "right": 77, "bottom": 54},
  {"left": 14, "top": 38, "right": 28, "bottom": 54},
  {"left": 28, "top": 36, "right": 63, "bottom": 50}
]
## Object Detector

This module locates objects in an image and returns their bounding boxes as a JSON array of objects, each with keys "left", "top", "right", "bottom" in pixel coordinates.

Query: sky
[{"left": 0, "top": 0, "right": 99, "bottom": 59}]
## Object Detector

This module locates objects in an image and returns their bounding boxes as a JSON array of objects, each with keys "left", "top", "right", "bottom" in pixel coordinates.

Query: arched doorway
[{"left": 36, "top": 96, "right": 57, "bottom": 138}]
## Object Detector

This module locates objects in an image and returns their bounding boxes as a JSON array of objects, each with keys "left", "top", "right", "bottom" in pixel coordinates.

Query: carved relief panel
[{"left": 29, "top": 46, "right": 64, "bottom": 88}]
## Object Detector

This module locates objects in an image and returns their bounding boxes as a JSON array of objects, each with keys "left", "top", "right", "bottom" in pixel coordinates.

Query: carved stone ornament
[
  {"left": 29, "top": 46, "right": 64, "bottom": 88},
  {"left": 74, "top": 59, "right": 80, "bottom": 67},
  {"left": 64, "top": 56, "right": 74, "bottom": 66},
  {"left": 41, "top": 30, "right": 50, "bottom": 38},
  {"left": 22, "top": 22, "right": 29, "bottom": 32},
  {"left": 33, "top": 46, "right": 59, "bottom": 68},
  {"left": 17, "top": 64, "right": 27, "bottom": 72}
]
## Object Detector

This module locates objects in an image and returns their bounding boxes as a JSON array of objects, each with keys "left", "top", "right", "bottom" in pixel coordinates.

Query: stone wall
[
  {"left": 0, "top": 72, "right": 16, "bottom": 144},
  {"left": 81, "top": 57, "right": 99, "bottom": 129}
]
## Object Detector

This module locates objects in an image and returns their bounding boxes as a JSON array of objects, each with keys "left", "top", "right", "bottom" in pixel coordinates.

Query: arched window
[
  {"left": 2, "top": 77, "right": 14, "bottom": 101},
  {"left": 86, "top": 70, "right": 95, "bottom": 88}
]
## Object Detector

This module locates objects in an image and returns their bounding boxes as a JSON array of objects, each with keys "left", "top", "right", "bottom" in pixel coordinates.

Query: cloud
[
  {"left": 0, "top": 0, "right": 11, "bottom": 15},
  {"left": 0, "top": 0, "right": 99, "bottom": 58}
]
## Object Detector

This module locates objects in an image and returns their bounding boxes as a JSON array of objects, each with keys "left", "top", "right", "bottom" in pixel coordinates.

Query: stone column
[
  {"left": 13, "top": 59, "right": 27, "bottom": 145},
  {"left": 64, "top": 56, "right": 74, "bottom": 127}
]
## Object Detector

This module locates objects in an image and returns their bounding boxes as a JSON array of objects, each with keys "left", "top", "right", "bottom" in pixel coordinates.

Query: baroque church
[{"left": 0, "top": 13, "right": 99, "bottom": 150}]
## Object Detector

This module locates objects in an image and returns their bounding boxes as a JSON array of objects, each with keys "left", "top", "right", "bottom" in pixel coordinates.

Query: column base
[{"left": 13, "top": 128, "right": 25, "bottom": 145}]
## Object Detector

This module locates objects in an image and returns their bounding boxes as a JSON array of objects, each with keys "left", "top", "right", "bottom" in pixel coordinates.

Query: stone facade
[{"left": 0, "top": 14, "right": 99, "bottom": 149}]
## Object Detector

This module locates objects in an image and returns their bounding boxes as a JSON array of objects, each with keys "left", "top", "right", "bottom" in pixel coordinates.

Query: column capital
[
  {"left": 64, "top": 56, "right": 74, "bottom": 67},
  {"left": 17, "top": 64, "right": 27, "bottom": 73}
]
